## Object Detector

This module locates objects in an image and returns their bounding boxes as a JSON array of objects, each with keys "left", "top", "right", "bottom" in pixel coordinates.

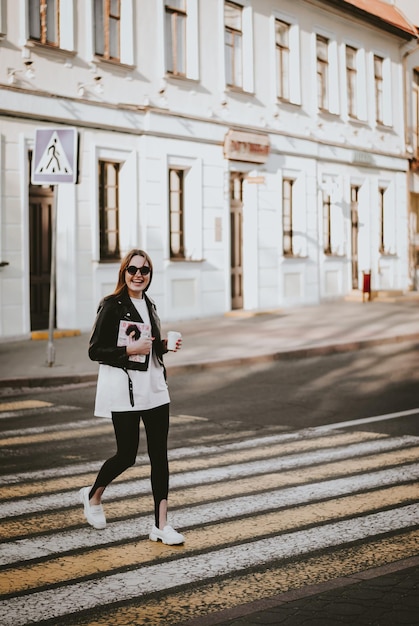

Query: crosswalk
[{"left": 0, "top": 403, "right": 418, "bottom": 626}]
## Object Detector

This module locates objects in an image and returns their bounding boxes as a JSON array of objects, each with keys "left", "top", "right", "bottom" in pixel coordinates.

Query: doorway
[
  {"left": 350, "top": 185, "right": 360, "bottom": 289},
  {"left": 29, "top": 153, "right": 55, "bottom": 330},
  {"left": 230, "top": 172, "right": 244, "bottom": 309}
]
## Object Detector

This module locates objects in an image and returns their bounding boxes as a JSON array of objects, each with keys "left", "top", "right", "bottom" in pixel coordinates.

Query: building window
[
  {"left": 378, "top": 186, "right": 395, "bottom": 255},
  {"left": 379, "top": 187, "right": 385, "bottom": 254},
  {"left": 99, "top": 160, "right": 120, "bottom": 260},
  {"left": 275, "top": 19, "right": 290, "bottom": 101},
  {"left": 0, "top": 0, "right": 5, "bottom": 35},
  {"left": 414, "top": 71, "right": 419, "bottom": 158},
  {"left": 95, "top": 0, "right": 120, "bottom": 61},
  {"left": 282, "top": 178, "right": 294, "bottom": 256},
  {"left": 374, "top": 55, "right": 384, "bottom": 124},
  {"left": 350, "top": 185, "right": 360, "bottom": 289},
  {"left": 29, "top": 0, "right": 60, "bottom": 46},
  {"left": 323, "top": 182, "right": 344, "bottom": 256},
  {"left": 316, "top": 35, "right": 329, "bottom": 111},
  {"left": 165, "top": 1, "right": 187, "bottom": 76},
  {"left": 169, "top": 168, "right": 185, "bottom": 259},
  {"left": 323, "top": 192, "right": 332, "bottom": 255},
  {"left": 225, "top": 1, "right": 243, "bottom": 89},
  {"left": 346, "top": 45, "right": 357, "bottom": 118}
]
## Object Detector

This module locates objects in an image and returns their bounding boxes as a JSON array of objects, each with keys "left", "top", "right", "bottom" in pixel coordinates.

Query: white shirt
[{"left": 93, "top": 297, "right": 170, "bottom": 418}]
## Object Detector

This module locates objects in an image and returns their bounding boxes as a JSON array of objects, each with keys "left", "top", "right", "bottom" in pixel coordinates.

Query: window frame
[
  {"left": 0, "top": 0, "right": 5, "bottom": 37},
  {"left": 275, "top": 19, "right": 290, "bottom": 102},
  {"left": 378, "top": 185, "right": 396, "bottom": 257},
  {"left": 346, "top": 45, "right": 357, "bottom": 119},
  {"left": 224, "top": 1, "right": 243, "bottom": 89},
  {"left": 323, "top": 191, "right": 332, "bottom": 255},
  {"left": 414, "top": 70, "right": 419, "bottom": 159},
  {"left": 282, "top": 178, "right": 294, "bottom": 257},
  {"left": 94, "top": 0, "right": 121, "bottom": 62},
  {"left": 165, "top": 1, "right": 187, "bottom": 76},
  {"left": 28, "top": 0, "right": 60, "bottom": 47},
  {"left": 379, "top": 187, "right": 385, "bottom": 254},
  {"left": 374, "top": 54, "right": 384, "bottom": 125},
  {"left": 270, "top": 13, "right": 301, "bottom": 107},
  {"left": 98, "top": 159, "right": 120, "bottom": 261},
  {"left": 169, "top": 167, "right": 185, "bottom": 260},
  {"left": 316, "top": 34, "right": 329, "bottom": 112}
]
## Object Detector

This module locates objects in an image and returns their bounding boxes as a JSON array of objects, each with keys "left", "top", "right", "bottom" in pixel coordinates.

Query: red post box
[{"left": 362, "top": 270, "right": 371, "bottom": 302}]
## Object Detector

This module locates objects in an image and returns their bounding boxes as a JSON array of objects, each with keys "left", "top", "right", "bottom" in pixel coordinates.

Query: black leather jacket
[{"left": 89, "top": 288, "right": 167, "bottom": 373}]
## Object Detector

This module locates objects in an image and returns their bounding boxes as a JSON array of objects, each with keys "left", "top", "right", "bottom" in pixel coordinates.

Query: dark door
[
  {"left": 29, "top": 157, "right": 55, "bottom": 330},
  {"left": 230, "top": 172, "right": 244, "bottom": 309}
]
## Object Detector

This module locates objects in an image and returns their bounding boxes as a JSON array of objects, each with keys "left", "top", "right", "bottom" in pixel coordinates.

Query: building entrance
[
  {"left": 230, "top": 172, "right": 244, "bottom": 309},
  {"left": 29, "top": 154, "right": 55, "bottom": 330}
]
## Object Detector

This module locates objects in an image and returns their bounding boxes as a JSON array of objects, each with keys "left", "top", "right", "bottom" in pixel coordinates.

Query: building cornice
[{"left": 0, "top": 85, "right": 410, "bottom": 171}]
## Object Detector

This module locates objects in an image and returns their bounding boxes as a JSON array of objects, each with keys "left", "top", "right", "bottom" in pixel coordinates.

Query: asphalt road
[
  {"left": 2, "top": 342, "right": 419, "bottom": 474},
  {"left": 169, "top": 340, "right": 419, "bottom": 435},
  {"left": 1, "top": 344, "right": 418, "bottom": 625}
]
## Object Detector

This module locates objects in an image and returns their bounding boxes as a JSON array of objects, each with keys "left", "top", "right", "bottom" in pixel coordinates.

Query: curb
[
  {"left": 31, "top": 329, "right": 81, "bottom": 340},
  {"left": 0, "top": 373, "right": 98, "bottom": 391},
  {"left": 166, "top": 331, "right": 419, "bottom": 374},
  {"left": 2, "top": 331, "right": 419, "bottom": 392}
]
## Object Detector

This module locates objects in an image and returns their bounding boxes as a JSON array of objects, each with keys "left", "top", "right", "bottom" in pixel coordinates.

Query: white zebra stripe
[
  {"left": 2, "top": 463, "right": 418, "bottom": 566},
  {"left": 0, "top": 504, "right": 416, "bottom": 626},
  {"left": 1, "top": 434, "right": 417, "bottom": 518},
  {"left": 0, "top": 429, "right": 312, "bottom": 485},
  {"left": 0, "top": 405, "right": 81, "bottom": 420}
]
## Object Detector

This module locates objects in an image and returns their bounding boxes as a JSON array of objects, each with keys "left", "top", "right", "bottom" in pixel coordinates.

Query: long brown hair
[{"left": 111, "top": 249, "right": 153, "bottom": 297}]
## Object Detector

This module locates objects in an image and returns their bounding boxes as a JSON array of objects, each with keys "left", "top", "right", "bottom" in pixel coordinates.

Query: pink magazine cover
[{"left": 117, "top": 320, "right": 151, "bottom": 363}]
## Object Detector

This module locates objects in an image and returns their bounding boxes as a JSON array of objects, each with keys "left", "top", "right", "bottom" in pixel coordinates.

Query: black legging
[{"left": 89, "top": 403, "right": 169, "bottom": 527}]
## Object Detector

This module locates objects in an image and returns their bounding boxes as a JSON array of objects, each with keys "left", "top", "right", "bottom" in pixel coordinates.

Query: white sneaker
[
  {"left": 79, "top": 487, "right": 106, "bottom": 530},
  {"left": 149, "top": 524, "right": 185, "bottom": 545}
]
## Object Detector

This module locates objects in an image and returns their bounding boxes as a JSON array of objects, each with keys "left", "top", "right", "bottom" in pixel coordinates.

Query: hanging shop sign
[{"left": 224, "top": 130, "right": 270, "bottom": 164}]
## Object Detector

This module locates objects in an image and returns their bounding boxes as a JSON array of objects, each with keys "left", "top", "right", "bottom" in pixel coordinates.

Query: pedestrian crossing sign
[{"left": 32, "top": 127, "right": 78, "bottom": 184}]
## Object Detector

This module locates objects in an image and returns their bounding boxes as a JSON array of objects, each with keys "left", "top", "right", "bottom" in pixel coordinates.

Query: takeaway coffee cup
[{"left": 167, "top": 331, "right": 182, "bottom": 351}]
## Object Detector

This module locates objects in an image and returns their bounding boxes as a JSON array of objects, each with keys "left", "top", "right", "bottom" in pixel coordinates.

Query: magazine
[{"left": 117, "top": 320, "right": 151, "bottom": 363}]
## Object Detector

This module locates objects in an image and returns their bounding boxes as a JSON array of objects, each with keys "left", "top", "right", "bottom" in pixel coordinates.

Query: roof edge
[{"left": 319, "top": 0, "right": 418, "bottom": 40}]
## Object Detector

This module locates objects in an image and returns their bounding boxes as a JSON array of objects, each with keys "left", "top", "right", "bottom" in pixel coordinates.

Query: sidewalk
[
  {"left": 1, "top": 298, "right": 419, "bottom": 389},
  {"left": 182, "top": 557, "right": 419, "bottom": 626}
]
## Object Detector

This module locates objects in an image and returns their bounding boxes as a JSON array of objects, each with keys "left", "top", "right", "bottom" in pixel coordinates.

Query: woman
[{"left": 79, "top": 249, "right": 184, "bottom": 545}]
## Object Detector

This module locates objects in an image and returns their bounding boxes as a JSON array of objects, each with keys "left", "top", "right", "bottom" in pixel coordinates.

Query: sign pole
[
  {"left": 47, "top": 186, "right": 58, "bottom": 367},
  {"left": 31, "top": 127, "right": 79, "bottom": 367}
]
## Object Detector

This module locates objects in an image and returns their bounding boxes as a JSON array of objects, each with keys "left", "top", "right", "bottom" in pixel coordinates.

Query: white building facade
[
  {"left": 396, "top": 1, "right": 419, "bottom": 288},
  {"left": 0, "top": 0, "right": 417, "bottom": 338}
]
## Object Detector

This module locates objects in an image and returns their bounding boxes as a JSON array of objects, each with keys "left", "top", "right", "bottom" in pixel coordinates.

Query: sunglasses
[{"left": 126, "top": 265, "right": 151, "bottom": 276}]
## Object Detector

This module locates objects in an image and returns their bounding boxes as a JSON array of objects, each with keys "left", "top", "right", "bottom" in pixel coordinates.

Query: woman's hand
[{"left": 126, "top": 334, "right": 154, "bottom": 356}]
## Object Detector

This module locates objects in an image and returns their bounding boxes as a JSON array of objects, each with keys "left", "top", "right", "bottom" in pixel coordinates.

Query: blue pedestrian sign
[{"left": 32, "top": 127, "right": 78, "bottom": 184}]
